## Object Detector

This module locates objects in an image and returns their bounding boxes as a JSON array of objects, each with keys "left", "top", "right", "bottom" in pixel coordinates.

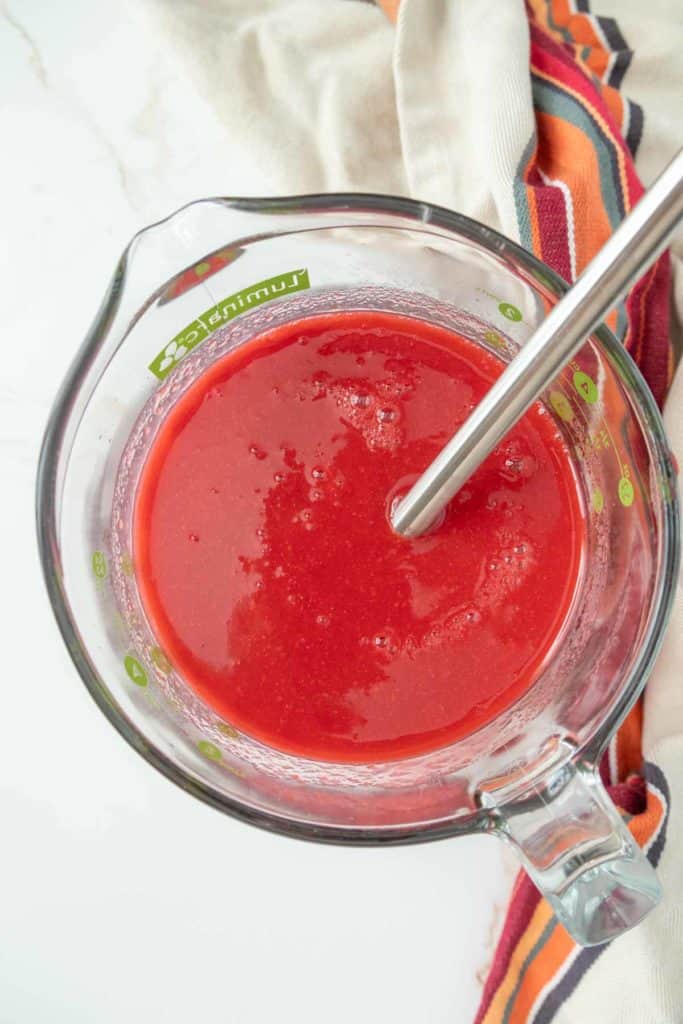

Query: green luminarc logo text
[{"left": 148, "top": 267, "right": 310, "bottom": 381}]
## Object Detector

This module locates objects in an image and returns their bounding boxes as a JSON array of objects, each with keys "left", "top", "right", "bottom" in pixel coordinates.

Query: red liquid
[{"left": 134, "top": 312, "right": 584, "bottom": 762}]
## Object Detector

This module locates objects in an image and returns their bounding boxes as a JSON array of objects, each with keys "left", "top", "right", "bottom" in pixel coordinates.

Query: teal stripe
[
  {"left": 513, "top": 134, "right": 538, "bottom": 253},
  {"left": 615, "top": 302, "right": 629, "bottom": 343}
]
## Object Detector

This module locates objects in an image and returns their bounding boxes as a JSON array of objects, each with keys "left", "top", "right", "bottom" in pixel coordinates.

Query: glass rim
[{"left": 35, "top": 191, "right": 681, "bottom": 845}]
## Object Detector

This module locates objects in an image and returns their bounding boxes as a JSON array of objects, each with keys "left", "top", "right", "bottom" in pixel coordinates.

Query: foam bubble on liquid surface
[
  {"left": 496, "top": 438, "right": 538, "bottom": 483},
  {"left": 328, "top": 380, "right": 405, "bottom": 453},
  {"left": 475, "top": 532, "right": 537, "bottom": 607}
]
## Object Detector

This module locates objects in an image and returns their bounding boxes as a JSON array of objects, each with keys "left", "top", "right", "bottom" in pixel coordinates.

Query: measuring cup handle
[{"left": 496, "top": 761, "right": 661, "bottom": 946}]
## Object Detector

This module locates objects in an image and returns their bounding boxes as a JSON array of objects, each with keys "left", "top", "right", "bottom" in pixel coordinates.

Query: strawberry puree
[{"left": 134, "top": 311, "right": 584, "bottom": 762}]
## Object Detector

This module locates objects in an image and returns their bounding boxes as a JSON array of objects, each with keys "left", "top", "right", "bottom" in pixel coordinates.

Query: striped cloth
[{"left": 378, "top": 1, "right": 676, "bottom": 1021}]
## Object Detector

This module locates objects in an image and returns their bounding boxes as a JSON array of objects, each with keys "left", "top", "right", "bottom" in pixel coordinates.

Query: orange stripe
[
  {"left": 376, "top": 0, "right": 399, "bottom": 21},
  {"left": 566, "top": 11, "right": 604, "bottom": 50},
  {"left": 480, "top": 901, "right": 556, "bottom": 1024},
  {"left": 526, "top": 0, "right": 545, "bottom": 17},
  {"left": 527, "top": 0, "right": 548, "bottom": 28},
  {"left": 574, "top": 44, "right": 610, "bottom": 87},
  {"left": 528, "top": 0, "right": 556, "bottom": 27},
  {"left": 506, "top": 919, "right": 575, "bottom": 1023},
  {"left": 599, "top": 86, "right": 625, "bottom": 129},
  {"left": 534, "top": 111, "right": 613, "bottom": 274},
  {"left": 584, "top": 50, "right": 611, "bottom": 83},
  {"left": 616, "top": 702, "right": 644, "bottom": 780},
  {"left": 545, "top": 0, "right": 611, "bottom": 77},
  {"left": 605, "top": 307, "right": 619, "bottom": 336}
]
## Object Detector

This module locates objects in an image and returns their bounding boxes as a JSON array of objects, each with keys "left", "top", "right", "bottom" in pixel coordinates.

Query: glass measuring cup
[{"left": 37, "top": 195, "right": 680, "bottom": 947}]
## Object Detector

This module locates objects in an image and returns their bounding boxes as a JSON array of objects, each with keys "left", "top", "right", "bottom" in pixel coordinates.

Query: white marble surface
[{"left": 0, "top": 3, "right": 513, "bottom": 1021}]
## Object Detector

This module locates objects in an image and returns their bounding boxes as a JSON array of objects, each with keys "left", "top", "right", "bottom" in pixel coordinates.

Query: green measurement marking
[
  {"left": 591, "top": 488, "right": 604, "bottom": 513},
  {"left": 573, "top": 370, "right": 598, "bottom": 404},
  {"left": 91, "top": 550, "right": 107, "bottom": 580},
  {"left": 484, "top": 329, "right": 506, "bottom": 351},
  {"left": 124, "top": 654, "right": 148, "bottom": 687},
  {"left": 150, "top": 646, "right": 172, "bottom": 675},
  {"left": 549, "top": 390, "right": 574, "bottom": 422},
  {"left": 197, "top": 740, "right": 222, "bottom": 762},
  {"left": 217, "top": 721, "right": 239, "bottom": 739},
  {"left": 618, "top": 477, "right": 635, "bottom": 507},
  {"left": 498, "top": 301, "right": 522, "bottom": 323}
]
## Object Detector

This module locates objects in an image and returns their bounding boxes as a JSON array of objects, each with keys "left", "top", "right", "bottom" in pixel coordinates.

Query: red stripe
[
  {"left": 534, "top": 179, "right": 574, "bottom": 282},
  {"left": 626, "top": 253, "right": 672, "bottom": 408}
]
